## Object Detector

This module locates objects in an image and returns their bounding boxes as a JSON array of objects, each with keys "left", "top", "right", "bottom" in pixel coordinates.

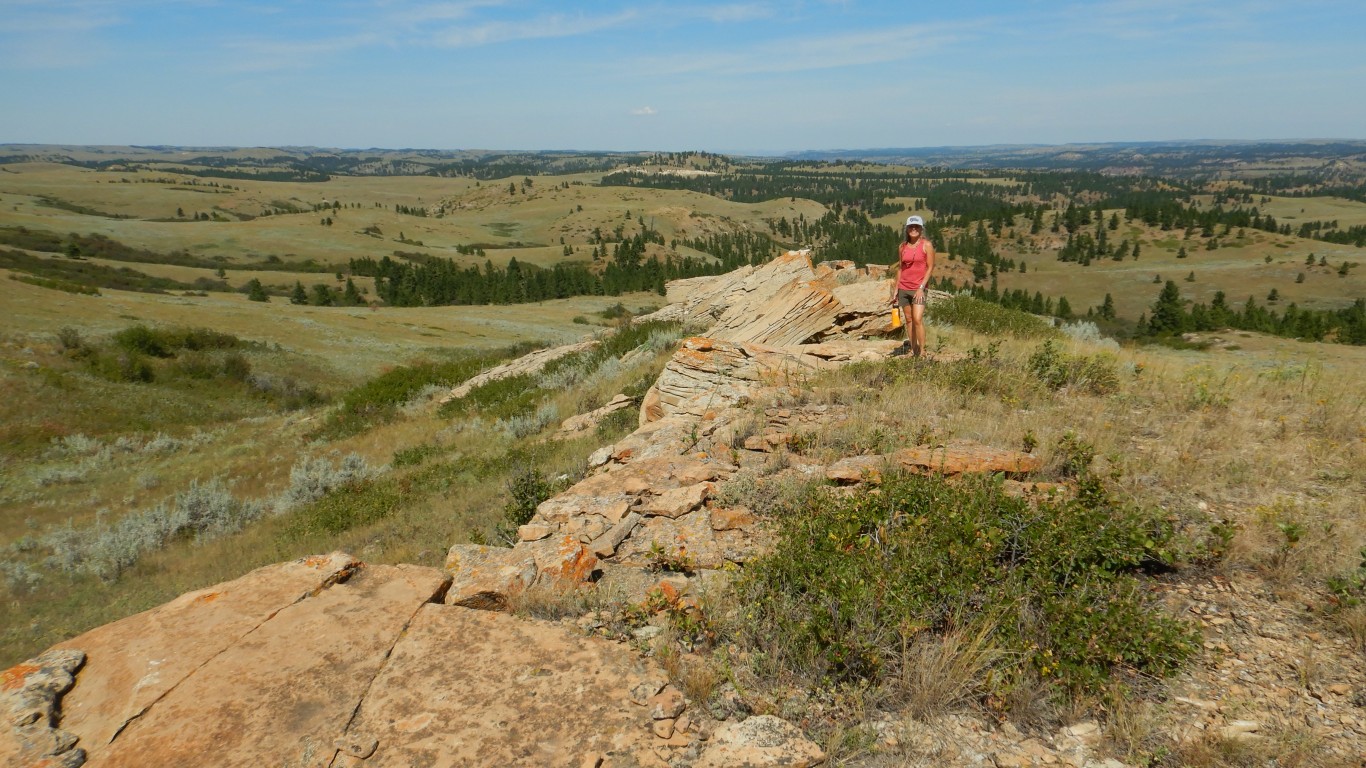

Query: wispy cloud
[
  {"left": 1050, "top": 0, "right": 1268, "bottom": 42},
  {"left": 631, "top": 106, "right": 657, "bottom": 116},
  {"left": 685, "top": 3, "right": 775, "bottom": 24},
  {"left": 221, "top": 33, "right": 385, "bottom": 73},
  {"left": 0, "top": 0, "right": 126, "bottom": 68},
  {"left": 634, "top": 21, "right": 967, "bottom": 77},
  {"left": 429, "top": 9, "right": 638, "bottom": 48}
]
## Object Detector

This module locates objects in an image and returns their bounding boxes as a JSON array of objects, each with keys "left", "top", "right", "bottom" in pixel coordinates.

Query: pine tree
[
  {"left": 246, "top": 278, "right": 269, "bottom": 302},
  {"left": 342, "top": 278, "right": 362, "bottom": 306},
  {"left": 1148, "top": 281, "right": 1186, "bottom": 335},
  {"left": 290, "top": 281, "right": 308, "bottom": 305},
  {"left": 1056, "top": 296, "right": 1073, "bottom": 319},
  {"left": 1099, "top": 293, "right": 1115, "bottom": 320}
]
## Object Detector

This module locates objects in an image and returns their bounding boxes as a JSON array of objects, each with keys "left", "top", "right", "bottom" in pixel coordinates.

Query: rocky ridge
[{"left": 5, "top": 251, "right": 1362, "bottom": 766}]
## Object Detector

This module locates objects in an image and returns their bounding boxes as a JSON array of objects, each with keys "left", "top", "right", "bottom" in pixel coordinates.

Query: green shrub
[
  {"left": 56, "top": 327, "right": 86, "bottom": 355},
  {"left": 92, "top": 351, "right": 155, "bottom": 383},
  {"left": 393, "top": 442, "right": 442, "bottom": 468},
  {"left": 171, "top": 351, "right": 219, "bottom": 380},
  {"left": 1027, "top": 339, "right": 1120, "bottom": 394},
  {"left": 734, "top": 471, "right": 1195, "bottom": 699},
  {"left": 112, "top": 324, "right": 242, "bottom": 354},
  {"left": 114, "top": 325, "right": 171, "bottom": 357},
  {"left": 599, "top": 302, "right": 631, "bottom": 319},
  {"left": 322, "top": 352, "right": 508, "bottom": 438},
  {"left": 596, "top": 406, "right": 637, "bottom": 439},
  {"left": 1054, "top": 431, "right": 1096, "bottom": 479},
  {"left": 495, "top": 465, "right": 566, "bottom": 545},
  {"left": 286, "top": 479, "right": 401, "bottom": 537},
  {"left": 928, "top": 295, "right": 1060, "bottom": 339},
  {"left": 440, "top": 372, "right": 543, "bottom": 421}
]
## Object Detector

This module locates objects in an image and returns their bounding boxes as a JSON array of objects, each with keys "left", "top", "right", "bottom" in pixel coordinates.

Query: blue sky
[{"left": 1, "top": 0, "right": 1363, "bottom": 153}]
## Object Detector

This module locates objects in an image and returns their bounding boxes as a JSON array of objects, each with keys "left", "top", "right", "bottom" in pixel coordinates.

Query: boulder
[
  {"left": 893, "top": 442, "right": 1042, "bottom": 477},
  {"left": 523, "top": 534, "right": 600, "bottom": 585},
  {"left": 640, "top": 483, "right": 711, "bottom": 519},
  {"left": 644, "top": 337, "right": 830, "bottom": 423},
  {"left": 588, "top": 512, "right": 643, "bottom": 558},
  {"left": 444, "top": 544, "right": 539, "bottom": 610},
  {"left": 0, "top": 649, "right": 87, "bottom": 768},
  {"left": 695, "top": 715, "right": 826, "bottom": 768}
]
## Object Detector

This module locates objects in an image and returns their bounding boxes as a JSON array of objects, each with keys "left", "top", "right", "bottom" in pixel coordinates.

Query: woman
[{"left": 889, "top": 215, "right": 936, "bottom": 357}]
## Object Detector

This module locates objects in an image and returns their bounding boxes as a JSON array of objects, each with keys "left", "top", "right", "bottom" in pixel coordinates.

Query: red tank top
[{"left": 898, "top": 240, "right": 930, "bottom": 290}]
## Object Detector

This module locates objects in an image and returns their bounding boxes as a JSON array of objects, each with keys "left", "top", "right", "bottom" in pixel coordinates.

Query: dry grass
[
  {"left": 811, "top": 327, "right": 1366, "bottom": 589},
  {"left": 0, "top": 307, "right": 676, "bottom": 665},
  {"left": 0, "top": 162, "right": 822, "bottom": 270},
  {"left": 1172, "top": 722, "right": 1326, "bottom": 768},
  {"left": 1103, "top": 695, "right": 1170, "bottom": 766},
  {"left": 1333, "top": 606, "right": 1366, "bottom": 651},
  {"left": 880, "top": 623, "right": 1003, "bottom": 720}
]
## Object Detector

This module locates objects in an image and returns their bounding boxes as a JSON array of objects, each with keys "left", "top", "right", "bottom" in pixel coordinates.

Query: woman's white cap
[{"left": 905, "top": 215, "right": 925, "bottom": 228}]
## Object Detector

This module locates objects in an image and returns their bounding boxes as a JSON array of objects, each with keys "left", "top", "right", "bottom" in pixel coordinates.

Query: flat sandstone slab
[
  {"left": 335, "top": 602, "right": 663, "bottom": 767},
  {"left": 54, "top": 552, "right": 361, "bottom": 750},
  {"left": 84, "top": 563, "right": 449, "bottom": 768}
]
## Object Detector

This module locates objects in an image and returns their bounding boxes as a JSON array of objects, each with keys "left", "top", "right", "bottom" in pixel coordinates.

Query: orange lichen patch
[
  {"left": 302, "top": 555, "right": 332, "bottom": 568},
  {"left": 192, "top": 591, "right": 223, "bottom": 605},
  {"left": 2, "top": 662, "right": 39, "bottom": 691},
  {"left": 687, "top": 337, "right": 715, "bottom": 352},
  {"left": 538, "top": 537, "right": 599, "bottom": 584},
  {"left": 653, "top": 581, "right": 681, "bottom": 606}
]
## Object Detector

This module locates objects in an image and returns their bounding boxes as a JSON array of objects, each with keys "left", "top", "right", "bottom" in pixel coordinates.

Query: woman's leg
[
  {"left": 901, "top": 303, "right": 914, "bottom": 348},
  {"left": 910, "top": 303, "right": 927, "bottom": 357}
]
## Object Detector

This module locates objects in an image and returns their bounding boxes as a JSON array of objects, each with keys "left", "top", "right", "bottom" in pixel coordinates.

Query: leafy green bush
[
  {"left": 929, "top": 295, "right": 1060, "bottom": 339},
  {"left": 495, "top": 465, "right": 566, "bottom": 545},
  {"left": 114, "top": 325, "right": 171, "bottom": 357},
  {"left": 323, "top": 351, "right": 511, "bottom": 438},
  {"left": 734, "top": 471, "right": 1195, "bottom": 699},
  {"left": 1027, "top": 339, "right": 1120, "bottom": 394},
  {"left": 393, "top": 442, "right": 443, "bottom": 468},
  {"left": 440, "top": 372, "right": 544, "bottom": 421},
  {"left": 92, "top": 351, "right": 155, "bottom": 383},
  {"left": 285, "top": 478, "right": 402, "bottom": 537},
  {"left": 599, "top": 302, "right": 631, "bottom": 319},
  {"left": 596, "top": 406, "right": 638, "bottom": 439}
]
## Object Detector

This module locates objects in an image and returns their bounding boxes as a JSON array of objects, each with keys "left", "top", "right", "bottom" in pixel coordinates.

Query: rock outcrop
[
  {"left": 2, "top": 555, "right": 684, "bottom": 768},
  {"left": 4, "top": 250, "right": 1050, "bottom": 768}
]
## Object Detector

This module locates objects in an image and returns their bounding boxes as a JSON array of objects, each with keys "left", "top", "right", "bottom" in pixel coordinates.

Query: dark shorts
[{"left": 896, "top": 288, "right": 927, "bottom": 308}]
